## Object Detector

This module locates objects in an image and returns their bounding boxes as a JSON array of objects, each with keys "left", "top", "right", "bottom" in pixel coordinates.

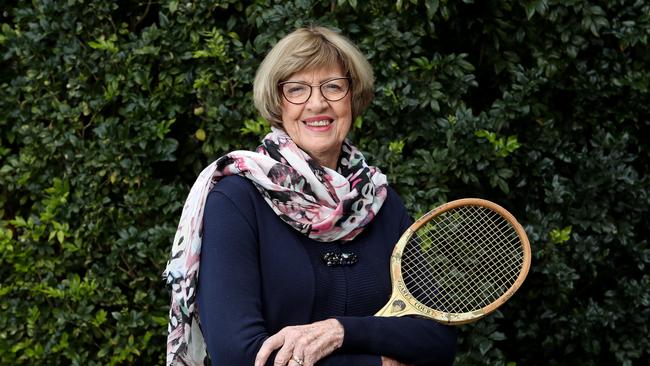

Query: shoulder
[
  {"left": 211, "top": 175, "right": 258, "bottom": 198},
  {"left": 375, "top": 184, "right": 413, "bottom": 232},
  {"left": 382, "top": 185, "right": 409, "bottom": 215},
  {"left": 205, "top": 175, "right": 263, "bottom": 230}
]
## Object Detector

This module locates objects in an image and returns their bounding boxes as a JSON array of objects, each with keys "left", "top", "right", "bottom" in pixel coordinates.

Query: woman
[{"left": 163, "top": 26, "right": 457, "bottom": 366}]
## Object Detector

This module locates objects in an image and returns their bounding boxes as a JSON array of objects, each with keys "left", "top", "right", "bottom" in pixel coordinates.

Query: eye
[
  {"left": 323, "top": 81, "right": 344, "bottom": 93},
  {"left": 284, "top": 83, "right": 308, "bottom": 95}
]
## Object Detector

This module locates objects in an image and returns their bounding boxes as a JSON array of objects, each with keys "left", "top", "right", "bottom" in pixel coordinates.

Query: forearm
[{"left": 336, "top": 316, "right": 457, "bottom": 366}]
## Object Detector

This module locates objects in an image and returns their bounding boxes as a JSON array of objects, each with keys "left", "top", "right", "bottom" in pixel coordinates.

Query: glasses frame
[{"left": 278, "top": 77, "right": 352, "bottom": 105}]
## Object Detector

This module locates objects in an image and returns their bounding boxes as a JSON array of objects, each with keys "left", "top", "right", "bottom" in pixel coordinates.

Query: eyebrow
[{"left": 283, "top": 76, "right": 346, "bottom": 84}]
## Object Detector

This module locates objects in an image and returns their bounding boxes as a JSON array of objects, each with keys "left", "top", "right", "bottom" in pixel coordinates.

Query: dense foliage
[{"left": 1, "top": 0, "right": 648, "bottom": 365}]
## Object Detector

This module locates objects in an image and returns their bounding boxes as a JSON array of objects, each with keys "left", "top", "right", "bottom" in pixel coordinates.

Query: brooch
[{"left": 322, "top": 252, "right": 359, "bottom": 267}]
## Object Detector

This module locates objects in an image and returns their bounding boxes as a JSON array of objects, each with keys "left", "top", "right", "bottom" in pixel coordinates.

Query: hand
[
  {"left": 254, "top": 318, "right": 344, "bottom": 366},
  {"left": 381, "top": 356, "right": 414, "bottom": 366}
]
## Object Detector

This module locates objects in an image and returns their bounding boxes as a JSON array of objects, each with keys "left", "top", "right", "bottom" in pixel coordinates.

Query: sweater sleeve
[
  {"left": 336, "top": 316, "right": 457, "bottom": 366},
  {"left": 335, "top": 204, "right": 458, "bottom": 366},
  {"left": 197, "top": 189, "right": 384, "bottom": 366}
]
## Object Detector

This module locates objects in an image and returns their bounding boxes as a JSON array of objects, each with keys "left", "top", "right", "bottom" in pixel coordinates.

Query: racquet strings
[{"left": 401, "top": 205, "right": 524, "bottom": 314}]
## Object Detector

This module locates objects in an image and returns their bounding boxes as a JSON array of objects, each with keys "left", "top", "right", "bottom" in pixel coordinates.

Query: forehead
[{"left": 286, "top": 64, "right": 344, "bottom": 82}]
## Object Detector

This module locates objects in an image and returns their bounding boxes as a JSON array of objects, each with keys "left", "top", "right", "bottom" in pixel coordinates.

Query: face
[{"left": 279, "top": 65, "right": 352, "bottom": 169}]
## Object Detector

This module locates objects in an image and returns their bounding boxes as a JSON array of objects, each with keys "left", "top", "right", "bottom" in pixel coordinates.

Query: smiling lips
[
  {"left": 306, "top": 120, "right": 332, "bottom": 127},
  {"left": 303, "top": 115, "right": 334, "bottom": 129}
]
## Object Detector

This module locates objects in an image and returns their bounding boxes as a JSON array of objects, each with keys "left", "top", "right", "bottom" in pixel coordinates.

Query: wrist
[{"left": 326, "top": 318, "right": 344, "bottom": 349}]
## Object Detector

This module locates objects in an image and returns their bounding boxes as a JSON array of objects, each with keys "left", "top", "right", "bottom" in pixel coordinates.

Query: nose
[{"left": 305, "top": 85, "right": 328, "bottom": 110}]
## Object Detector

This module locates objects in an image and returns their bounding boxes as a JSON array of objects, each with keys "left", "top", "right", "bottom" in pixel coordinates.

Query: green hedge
[{"left": 1, "top": 0, "right": 648, "bottom": 365}]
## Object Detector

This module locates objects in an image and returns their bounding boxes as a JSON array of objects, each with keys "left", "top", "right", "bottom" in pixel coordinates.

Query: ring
[{"left": 291, "top": 355, "right": 304, "bottom": 366}]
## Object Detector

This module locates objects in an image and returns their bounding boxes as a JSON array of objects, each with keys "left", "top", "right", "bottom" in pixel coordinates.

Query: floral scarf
[{"left": 162, "top": 128, "right": 388, "bottom": 365}]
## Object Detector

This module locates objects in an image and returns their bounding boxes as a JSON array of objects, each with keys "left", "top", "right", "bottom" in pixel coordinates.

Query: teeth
[{"left": 305, "top": 120, "right": 331, "bottom": 126}]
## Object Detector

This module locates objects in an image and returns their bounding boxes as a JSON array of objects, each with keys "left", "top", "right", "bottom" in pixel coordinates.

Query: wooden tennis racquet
[{"left": 375, "top": 198, "right": 531, "bottom": 325}]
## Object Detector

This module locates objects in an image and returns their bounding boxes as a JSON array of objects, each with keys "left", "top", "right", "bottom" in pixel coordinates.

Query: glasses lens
[
  {"left": 280, "top": 78, "right": 351, "bottom": 104},
  {"left": 282, "top": 82, "right": 310, "bottom": 104},
  {"left": 321, "top": 78, "right": 350, "bottom": 101}
]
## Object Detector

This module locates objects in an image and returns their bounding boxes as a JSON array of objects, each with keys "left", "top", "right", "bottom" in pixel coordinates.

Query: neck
[{"left": 312, "top": 150, "right": 340, "bottom": 170}]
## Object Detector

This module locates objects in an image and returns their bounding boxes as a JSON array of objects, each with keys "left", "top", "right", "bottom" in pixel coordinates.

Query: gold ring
[{"left": 291, "top": 355, "right": 304, "bottom": 366}]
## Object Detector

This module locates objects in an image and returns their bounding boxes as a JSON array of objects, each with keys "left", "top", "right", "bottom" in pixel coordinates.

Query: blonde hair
[{"left": 253, "top": 26, "right": 374, "bottom": 128}]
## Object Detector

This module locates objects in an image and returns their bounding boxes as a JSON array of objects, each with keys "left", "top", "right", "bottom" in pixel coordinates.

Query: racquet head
[{"left": 375, "top": 198, "right": 531, "bottom": 325}]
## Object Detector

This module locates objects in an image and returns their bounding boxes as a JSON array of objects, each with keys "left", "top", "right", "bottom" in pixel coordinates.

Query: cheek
[
  {"left": 339, "top": 98, "right": 352, "bottom": 116},
  {"left": 280, "top": 102, "right": 302, "bottom": 123},
  {"left": 336, "top": 102, "right": 353, "bottom": 132}
]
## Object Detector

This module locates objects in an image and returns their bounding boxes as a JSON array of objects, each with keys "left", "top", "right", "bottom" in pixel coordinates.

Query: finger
[
  {"left": 291, "top": 340, "right": 306, "bottom": 366},
  {"left": 255, "top": 334, "right": 285, "bottom": 366},
  {"left": 274, "top": 330, "right": 303, "bottom": 365},
  {"left": 288, "top": 358, "right": 303, "bottom": 366},
  {"left": 289, "top": 355, "right": 305, "bottom": 366},
  {"left": 274, "top": 340, "right": 296, "bottom": 366},
  {"left": 381, "top": 356, "right": 414, "bottom": 366}
]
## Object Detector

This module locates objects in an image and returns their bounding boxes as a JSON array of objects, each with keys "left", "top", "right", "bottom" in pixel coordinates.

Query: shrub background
[{"left": 1, "top": 0, "right": 648, "bottom": 365}]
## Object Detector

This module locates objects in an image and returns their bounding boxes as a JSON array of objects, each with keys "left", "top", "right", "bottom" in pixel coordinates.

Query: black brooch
[{"left": 322, "top": 252, "right": 359, "bottom": 267}]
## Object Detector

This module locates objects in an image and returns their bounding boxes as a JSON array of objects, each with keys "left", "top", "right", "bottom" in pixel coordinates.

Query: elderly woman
[{"left": 164, "top": 26, "right": 457, "bottom": 366}]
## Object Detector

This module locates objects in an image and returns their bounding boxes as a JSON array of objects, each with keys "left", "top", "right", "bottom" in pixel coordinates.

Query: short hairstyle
[{"left": 253, "top": 26, "right": 374, "bottom": 128}]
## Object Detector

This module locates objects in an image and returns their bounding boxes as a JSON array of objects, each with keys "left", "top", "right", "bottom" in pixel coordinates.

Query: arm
[
  {"left": 336, "top": 316, "right": 456, "bottom": 366},
  {"left": 334, "top": 202, "right": 457, "bottom": 366},
  {"left": 197, "top": 190, "right": 268, "bottom": 365},
  {"left": 255, "top": 319, "right": 411, "bottom": 366},
  {"left": 198, "top": 190, "right": 385, "bottom": 366}
]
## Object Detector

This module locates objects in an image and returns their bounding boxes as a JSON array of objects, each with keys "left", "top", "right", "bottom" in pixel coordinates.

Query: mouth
[{"left": 303, "top": 119, "right": 334, "bottom": 127}]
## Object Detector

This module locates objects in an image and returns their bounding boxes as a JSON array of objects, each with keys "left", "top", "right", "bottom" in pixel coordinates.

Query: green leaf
[
  {"left": 168, "top": 0, "right": 179, "bottom": 13},
  {"left": 479, "top": 339, "right": 493, "bottom": 355},
  {"left": 87, "top": 34, "right": 119, "bottom": 53},
  {"left": 550, "top": 226, "right": 572, "bottom": 244},
  {"left": 425, "top": 0, "right": 439, "bottom": 18},
  {"left": 490, "top": 331, "right": 507, "bottom": 341}
]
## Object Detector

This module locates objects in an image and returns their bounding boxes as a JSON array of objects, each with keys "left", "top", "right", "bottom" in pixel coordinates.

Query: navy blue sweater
[{"left": 197, "top": 175, "right": 456, "bottom": 365}]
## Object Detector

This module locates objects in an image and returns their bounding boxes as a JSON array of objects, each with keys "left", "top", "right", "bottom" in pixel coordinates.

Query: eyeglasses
[{"left": 278, "top": 77, "right": 351, "bottom": 105}]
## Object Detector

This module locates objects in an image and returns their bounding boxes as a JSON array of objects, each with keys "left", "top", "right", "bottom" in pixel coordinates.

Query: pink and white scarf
[{"left": 162, "top": 128, "right": 388, "bottom": 365}]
